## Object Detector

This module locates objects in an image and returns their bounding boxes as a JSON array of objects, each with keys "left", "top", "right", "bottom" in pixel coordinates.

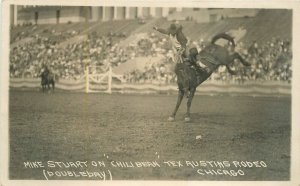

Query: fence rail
[{"left": 9, "top": 77, "right": 291, "bottom": 96}]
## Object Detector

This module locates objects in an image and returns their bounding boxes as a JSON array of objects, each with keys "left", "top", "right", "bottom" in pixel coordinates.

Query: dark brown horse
[
  {"left": 168, "top": 33, "right": 251, "bottom": 122},
  {"left": 41, "top": 71, "right": 56, "bottom": 92}
]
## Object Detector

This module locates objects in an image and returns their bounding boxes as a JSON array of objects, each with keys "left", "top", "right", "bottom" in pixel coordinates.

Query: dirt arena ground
[{"left": 9, "top": 90, "right": 291, "bottom": 180}]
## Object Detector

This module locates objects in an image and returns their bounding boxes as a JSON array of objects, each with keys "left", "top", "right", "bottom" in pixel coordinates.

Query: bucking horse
[
  {"left": 168, "top": 33, "right": 251, "bottom": 122},
  {"left": 41, "top": 71, "right": 56, "bottom": 92}
]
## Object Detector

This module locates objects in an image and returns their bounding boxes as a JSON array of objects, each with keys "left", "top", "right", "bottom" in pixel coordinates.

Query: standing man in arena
[{"left": 153, "top": 22, "right": 190, "bottom": 97}]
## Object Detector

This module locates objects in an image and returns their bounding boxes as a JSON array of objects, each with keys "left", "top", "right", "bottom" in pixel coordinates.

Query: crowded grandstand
[{"left": 9, "top": 7, "right": 292, "bottom": 85}]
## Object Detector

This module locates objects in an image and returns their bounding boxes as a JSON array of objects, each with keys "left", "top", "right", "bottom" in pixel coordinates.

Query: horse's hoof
[
  {"left": 168, "top": 116, "right": 175, "bottom": 122},
  {"left": 184, "top": 117, "right": 191, "bottom": 122}
]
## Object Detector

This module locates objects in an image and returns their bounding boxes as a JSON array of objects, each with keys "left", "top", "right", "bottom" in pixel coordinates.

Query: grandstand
[
  {"left": 9, "top": 7, "right": 292, "bottom": 92},
  {"left": 10, "top": 8, "right": 291, "bottom": 44}
]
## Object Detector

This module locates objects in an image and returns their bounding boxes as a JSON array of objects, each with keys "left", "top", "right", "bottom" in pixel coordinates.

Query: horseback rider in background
[
  {"left": 153, "top": 22, "right": 190, "bottom": 97},
  {"left": 40, "top": 64, "right": 56, "bottom": 92},
  {"left": 40, "top": 64, "right": 50, "bottom": 87},
  {"left": 42, "top": 65, "right": 50, "bottom": 77}
]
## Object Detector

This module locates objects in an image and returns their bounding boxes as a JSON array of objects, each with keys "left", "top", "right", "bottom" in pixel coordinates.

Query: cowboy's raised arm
[{"left": 153, "top": 26, "right": 169, "bottom": 35}]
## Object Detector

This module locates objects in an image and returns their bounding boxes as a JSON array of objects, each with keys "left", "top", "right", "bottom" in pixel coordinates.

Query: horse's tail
[
  {"left": 54, "top": 74, "right": 59, "bottom": 83},
  {"left": 47, "top": 73, "right": 56, "bottom": 91},
  {"left": 47, "top": 73, "right": 55, "bottom": 81},
  {"left": 211, "top": 33, "right": 235, "bottom": 48},
  {"left": 52, "top": 80, "right": 55, "bottom": 90},
  {"left": 50, "top": 73, "right": 59, "bottom": 83}
]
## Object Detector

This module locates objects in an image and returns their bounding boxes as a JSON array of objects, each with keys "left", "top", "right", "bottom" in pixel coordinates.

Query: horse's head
[{"left": 240, "top": 59, "right": 251, "bottom": 66}]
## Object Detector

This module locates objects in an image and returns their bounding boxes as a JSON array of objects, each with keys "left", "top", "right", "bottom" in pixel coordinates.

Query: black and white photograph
[{"left": 1, "top": 0, "right": 300, "bottom": 185}]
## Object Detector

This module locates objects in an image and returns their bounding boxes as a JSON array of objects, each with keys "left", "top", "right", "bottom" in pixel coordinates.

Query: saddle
[{"left": 175, "top": 63, "right": 207, "bottom": 89}]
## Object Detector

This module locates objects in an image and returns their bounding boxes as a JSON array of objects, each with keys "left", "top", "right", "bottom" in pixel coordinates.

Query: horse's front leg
[
  {"left": 185, "top": 88, "right": 196, "bottom": 122},
  {"left": 168, "top": 89, "right": 184, "bottom": 121}
]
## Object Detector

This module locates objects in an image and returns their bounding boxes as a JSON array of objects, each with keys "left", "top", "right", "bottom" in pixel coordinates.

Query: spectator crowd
[
  {"left": 10, "top": 26, "right": 292, "bottom": 84},
  {"left": 122, "top": 32, "right": 292, "bottom": 84}
]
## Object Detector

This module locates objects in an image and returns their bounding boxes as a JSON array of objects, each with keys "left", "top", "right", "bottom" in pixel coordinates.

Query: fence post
[
  {"left": 107, "top": 64, "right": 112, "bottom": 94},
  {"left": 85, "top": 65, "right": 89, "bottom": 93}
]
